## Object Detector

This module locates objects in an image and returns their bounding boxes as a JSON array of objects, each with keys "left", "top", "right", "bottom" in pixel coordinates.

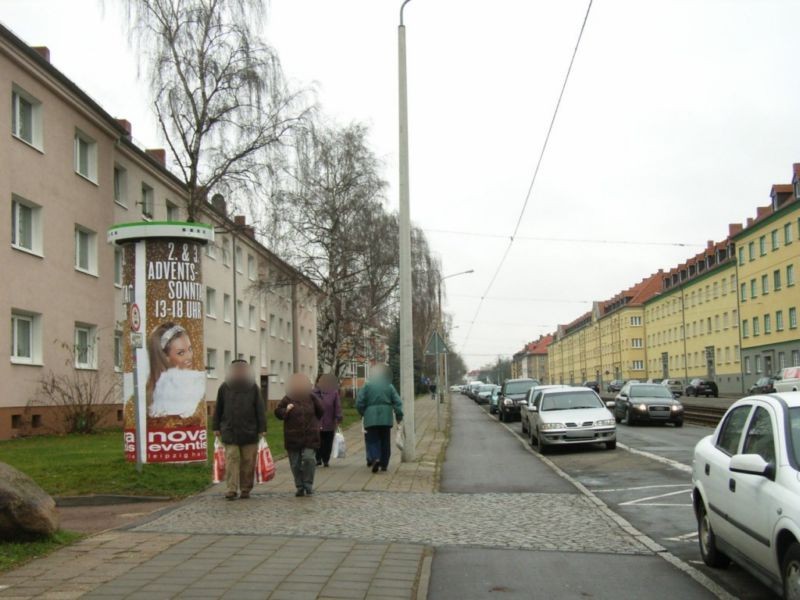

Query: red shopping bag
[
  {"left": 255, "top": 437, "right": 276, "bottom": 484},
  {"left": 212, "top": 438, "right": 226, "bottom": 483}
]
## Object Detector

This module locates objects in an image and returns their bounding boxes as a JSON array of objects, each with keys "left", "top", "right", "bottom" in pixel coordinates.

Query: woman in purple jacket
[{"left": 313, "top": 373, "right": 343, "bottom": 467}]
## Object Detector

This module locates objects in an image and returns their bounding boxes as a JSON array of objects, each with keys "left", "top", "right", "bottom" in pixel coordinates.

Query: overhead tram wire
[
  {"left": 460, "top": 0, "right": 595, "bottom": 352},
  {"left": 425, "top": 228, "right": 703, "bottom": 248}
]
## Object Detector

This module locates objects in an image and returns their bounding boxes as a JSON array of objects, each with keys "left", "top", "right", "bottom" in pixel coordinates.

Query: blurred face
[
  {"left": 165, "top": 334, "right": 193, "bottom": 369},
  {"left": 229, "top": 362, "right": 252, "bottom": 384},
  {"left": 288, "top": 373, "right": 312, "bottom": 397}
]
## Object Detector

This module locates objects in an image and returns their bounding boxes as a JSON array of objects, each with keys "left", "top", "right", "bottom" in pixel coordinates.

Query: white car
[
  {"left": 775, "top": 367, "right": 800, "bottom": 393},
  {"left": 520, "top": 385, "right": 570, "bottom": 435},
  {"left": 691, "top": 392, "right": 800, "bottom": 598},
  {"left": 525, "top": 387, "right": 616, "bottom": 453}
]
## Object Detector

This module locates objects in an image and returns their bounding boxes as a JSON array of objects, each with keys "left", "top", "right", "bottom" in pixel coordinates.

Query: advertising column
[{"left": 108, "top": 222, "right": 214, "bottom": 465}]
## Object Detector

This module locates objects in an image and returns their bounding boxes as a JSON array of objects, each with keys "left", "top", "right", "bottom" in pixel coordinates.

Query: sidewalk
[{"left": 0, "top": 395, "right": 447, "bottom": 600}]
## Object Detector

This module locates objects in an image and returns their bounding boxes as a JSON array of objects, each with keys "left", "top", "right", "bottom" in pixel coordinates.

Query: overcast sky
[{"left": 5, "top": 0, "right": 800, "bottom": 369}]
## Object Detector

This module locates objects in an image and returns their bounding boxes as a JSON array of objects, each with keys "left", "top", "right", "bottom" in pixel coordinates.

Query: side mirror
[
  {"left": 605, "top": 401, "right": 616, "bottom": 409},
  {"left": 729, "top": 454, "right": 775, "bottom": 480},
  {"left": 619, "top": 393, "right": 627, "bottom": 399},
  {"left": 527, "top": 405, "right": 538, "bottom": 412}
]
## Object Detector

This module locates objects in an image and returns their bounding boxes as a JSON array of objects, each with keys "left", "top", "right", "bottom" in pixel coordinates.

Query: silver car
[
  {"left": 521, "top": 385, "right": 570, "bottom": 436},
  {"left": 526, "top": 387, "right": 617, "bottom": 453}
]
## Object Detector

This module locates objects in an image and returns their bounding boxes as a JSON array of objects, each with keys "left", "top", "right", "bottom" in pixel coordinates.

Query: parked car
[
  {"left": 497, "top": 378, "right": 539, "bottom": 422},
  {"left": 775, "top": 367, "right": 800, "bottom": 393},
  {"left": 476, "top": 384, "right": 498, "bottom": 405},
  {"left": 521, "top": 385, "right": 570, "bottom": 435},
  {"left": 614, "top": 383, "right": 684, "bottom": 426},
  {"left": 582, "top": 380, "right": 600, "bottom": 393},
  {"left": 466, "top": 381, "right": 484, "bottom": 400},
  {"left": 449, "top": 385, "right": 461, "bottom": 392},
  {"left": 686, "top": 378, "right": 719, "bottom": 398},
  {"left": 606, "top": 380, "right": 624, "bottom": 393},
  {"left": 526, "top": 387, "right": 616, "bottom": 453},
  {"left": 646, "top": 378, "right": 663, "bottom": 384},
  {"left": 489, "top": 386, "right": 501, "bottom": 414},
  {"left": 661, "top": 379, "right": 684, "bottom": 397},
  {"left": 748, "top": 376, "right": 777, "bottom": 395},
  {"left": 691, "top": 392, "right": 800, "bottom": 598}
]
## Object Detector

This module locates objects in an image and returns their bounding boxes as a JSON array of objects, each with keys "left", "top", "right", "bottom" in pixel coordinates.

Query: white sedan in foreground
[
  {"left": 692, "top": 392, "right": 800, "bottom": 599},
  {"left": 526, "top": 387, "right": 616, "bottom": 453}
]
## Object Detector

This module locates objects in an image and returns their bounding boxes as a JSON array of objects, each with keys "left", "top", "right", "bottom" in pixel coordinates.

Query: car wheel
[
  {"left": 782, "top": 542, "right": 800, "bottom": 600},
  {"left": 697, "top": 502, "right": 730, "bottom": 568},
  {"left": 529, "top": 427, "right": 536, "bottom": 447},
  {"left": 499, "top": 410, "right": 505, "bottom": 423},
  {"left": 521, "top": 418, "right": 527, "bottom": 434},
  {"left": 674, "top": 420, "right": 684, "bottom": 428},
  {"left": 605, "top": 440, "right": 616, "bottom": 450},
  {"left": 536, "top": 430, "right": 548, "bottom": 454},
  {"left": 614, "top": 412, "right": 621, "bottom": 424},
  {"left": 713, "top": 393, "right": 719, "bottom": 398},
  {"left": 623, "top": 407, "right": 635, "bottom": 426}
]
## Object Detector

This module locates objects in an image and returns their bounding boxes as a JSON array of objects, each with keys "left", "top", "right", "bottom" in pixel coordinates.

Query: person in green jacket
[{"left": 356, "top": 365, "right": 403, "bottom": 473}]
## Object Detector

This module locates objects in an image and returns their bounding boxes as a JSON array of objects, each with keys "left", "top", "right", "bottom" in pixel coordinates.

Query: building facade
[
  {"left": 735, "top": 178, "right": 800, "bottom": 389},
  {"left": 511, "top": 335, "right": 552, "bottom": 382},
  {"left": 1, "top": 25, "right": 318, "bottom": 439}
]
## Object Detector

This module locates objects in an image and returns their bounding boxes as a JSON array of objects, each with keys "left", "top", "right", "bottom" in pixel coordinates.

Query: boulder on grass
[{"left": 0, "top": 461, "right": 59, "bottom": 540}]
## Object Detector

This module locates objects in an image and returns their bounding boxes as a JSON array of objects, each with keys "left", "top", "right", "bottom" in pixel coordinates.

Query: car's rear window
[
  {"left": 541, "top": 391, "right": 604, "bottom": 411},
  {"left": 505, "top": 381, "right": 536, "bottom": 394},
  {"left": 629, "top": 385, "right": 673, "bottom": 399},
  {"left": 789, "top": 407, "right": 800, "bottom": 466}
]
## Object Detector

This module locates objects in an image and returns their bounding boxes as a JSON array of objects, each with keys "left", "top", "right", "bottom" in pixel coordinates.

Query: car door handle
[
  {"left": 704, "top": 463, "right": 710, "bottom": 476},
  {"left": 729, "top": 478, "right": 736, "bottom": 493}
]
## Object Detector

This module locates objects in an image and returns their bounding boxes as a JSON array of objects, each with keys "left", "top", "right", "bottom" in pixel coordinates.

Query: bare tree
[{"left": 119, "top": 0, "right": 310, "bottom": 219}]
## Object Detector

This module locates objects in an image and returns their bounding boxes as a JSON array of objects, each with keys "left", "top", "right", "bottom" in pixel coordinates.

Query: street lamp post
[{"left": 398, "top": 0, "right": 415, "bottom": 461}]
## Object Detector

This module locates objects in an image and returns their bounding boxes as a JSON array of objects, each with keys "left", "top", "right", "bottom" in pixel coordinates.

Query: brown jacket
[{"left": 274, "top": 394, "right": 324, "bottom": 450}]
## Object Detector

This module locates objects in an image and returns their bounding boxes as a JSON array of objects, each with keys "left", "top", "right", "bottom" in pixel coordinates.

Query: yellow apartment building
[
  {"left": 511, "top": 335, "right": 553, "bottom": 382},
  {"left": 643, "top": 238, "right": 743, "bottom": 394},
  {"left": 735, "top": 176, "right": 800, "bottom": 388}
]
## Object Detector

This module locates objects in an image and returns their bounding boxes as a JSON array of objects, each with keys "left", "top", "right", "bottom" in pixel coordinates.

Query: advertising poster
[{"left": 115, "top": 223, "right": 212, "bottom": 464}]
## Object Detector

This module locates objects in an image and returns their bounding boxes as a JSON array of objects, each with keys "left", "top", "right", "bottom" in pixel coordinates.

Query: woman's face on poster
[{"left": 166, "top": 333, "right": 193, "bottom": 369}]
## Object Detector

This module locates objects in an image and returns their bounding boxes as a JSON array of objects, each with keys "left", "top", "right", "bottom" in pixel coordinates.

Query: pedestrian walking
[
  {"left": 275, "top": 373, "right": 324, "bottom": 497},
  {"left": 313, "top": 373, "right": 343, "bottom": 467},
  {"left": 212, "top": 360, "right": 266, "bottom": 500},
  {"left": 356, "top": 366, "right": 403, "bottom": 473}
]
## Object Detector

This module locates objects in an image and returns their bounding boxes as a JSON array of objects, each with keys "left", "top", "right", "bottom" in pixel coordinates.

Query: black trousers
[
  {"left": 316, "top": 430, "right": 335, "bottom": 465},
  {"left": 365, "top": 425, "right": 392, "bottom": 469}
]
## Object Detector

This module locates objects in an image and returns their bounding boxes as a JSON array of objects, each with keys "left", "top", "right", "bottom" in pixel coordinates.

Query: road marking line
[
  {"left": 481, "top": 407, "right": 738, "bottom": 600},
  {"left": 665, "top": 532, "right": 700, "bottom": 542},
  {"left": 617, "top": 441, "right": 693, "bottom": 474},
  {"left": 593, "top": 483, "right": 689, "bottom": 493},
  {"left": 626, "top": 503, "right": 693, "bottom": 507},
  {"left": 619, "top": 488, "right": 692, "bottom": 506}
]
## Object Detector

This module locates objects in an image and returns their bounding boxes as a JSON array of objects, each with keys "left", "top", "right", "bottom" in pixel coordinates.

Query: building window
[
  {"left": 247, "top": 255, "right": 256, "bottom": 281},
  {"left": 74, "top": 130, "right": 97, "bottom": 182},
  {"left": 723, "top": 312, "right": 729, "bottom": 329},
  {"left": 771, "top": 229, "right": 779, "bottom": 251},
  {"left": 788, "top": 264, "right": 795, "bottom": 287},
  {"left": 74, "top": 324, "right": 96, "bottom": 369},
  {"left": 759, "top": 235, "right": 766, "bottom": 256},
  {"left": 11, "top": 86, "right": 42, "bottom": 148},
  {"left": 785, "top": 223, "right": 793, "bottom": 245},
  {"left": 235, "top": 246, "right": 243, "bottom": 273},
  {"left": 206, "top": 348, "right": 217, "bottom": 378},
  {"left": 222, "top": 238, "right": 231, "bottom": 266},
  {"left": 631, "top": 338, "right": 643, "bottom": 348},
  {"left": 755, "top": 355, "right": 762, "bottom": 373},
  {"left": 632, "top": 360, "right": 644, "bottom": 370},
  {"left": 775, "top": 269, "right": 782, "bottom": 291},
  {"left": 223, "top": 293, "right": 232, "bottom": 322},
  {"left": 74, "top": 226, "right": 97, "bottom": 275},
  {"left": 724, "top": 347, "right": 731, "bottom": 363},
  {"left": 630, "top": 316, "right": 642, "bottom": 326},
  {"left": 278, "top": 317, "right": 284, "bottom": 339},
  {"left": 776, "top": 310, "right": 784, "bottom": 331},
  {"left": 224, "top": 350, "right": 232, "bottom": 366},
  {"left": 206, "top": 242, "right": 217, "bottom": 260},
  {"left": 11, "top": 196, "right": 42, "bottom": 255},
  {"left": 113, "top": 331, "right": 123, "bottom": 371},
  {"left": 790, "top": 307, "right": 797, "bottom": 329},
  {"left": 300, "top": 325, "right": 305, "bottom": 346},
  {"left": 270, "top": 314, "right": 276, "bottom": 336},
  {"left": 738, "top": 247, "right": 745, "bottom": 265},
  {"left": 761, "top": 274, "right": 769, "bottom": 295},
  {"left": 11, "top": 311, "right": 40, "bottom": 363},
  {"left": 742, "top": 319, "right": 749, "bottom": 338},
  {"left": 260, "top": 329, "right": 268, "bottom": 368},
  {"left": 113, "top": 165, "right": 127, "bottom": 206},
  {"left": 752, "top": 316, "right": 760, "bottom": 337},
  {"left": 750, "top": 279, "right": 757, "bottom": 299},
  {"left": 744, "top": 356, "right": 751, "bottom": 374},
  {"left": 249, "top": 355, "right": 256, "bottom": 367},
  {"left": 779, "top": 352, "right": 786, "bottom": 369},
  {"left": 748, "top": 241, "right": 755, "bottom": 261},
  {"left": 740, "top": 283, "right": 747, "bottom": 302},
  {"left": 792, "top": 350, "right": 800, "bottom": 366},
  {"left": 114, "top": 248, "right": 123, "bottom": 286},
  {"left": 287, "top": 321, "right": 292, "bottom": 342},
  {"left": 249, "top": 305, "right": 256, "bottom": 331},
  {"left": 734, "top": 345, "right": 740, "bottom": 362},
  {"left": 166, "top": 201, "right": 179, "bottom": 221},
  {"left": 732, "top": 309, "right": 738, "bottom": 326},
  {"left": 206, "top": 287, "right": 217, "bottom": 318},
  {"left": 764, "top": 314, "right": 771, "bottom": 335},
  {"left": 237, "top": 300, "right": 244, "bottom": 327},
  {"left": 707, "top": 317, "right": 712, "bottom": 334},
  {"left": 140, "top": 183, "right": 154, "bottom": 219}
]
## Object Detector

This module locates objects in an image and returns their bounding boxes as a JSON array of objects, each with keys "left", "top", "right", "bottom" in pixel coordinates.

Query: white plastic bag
[
  {"left": 395, "top": 424, "right": 405, "bottom": 451},
  {"left": 332, "top": 428, "right": 346, "bottom": 459}
]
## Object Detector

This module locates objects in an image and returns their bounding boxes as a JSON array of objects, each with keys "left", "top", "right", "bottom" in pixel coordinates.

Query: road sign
[
  {"left": 425, "top": 331, "right": 449, "bottom": 356},
  {"left": 130, "top": 303, "right": 141, "bottom": 332}
]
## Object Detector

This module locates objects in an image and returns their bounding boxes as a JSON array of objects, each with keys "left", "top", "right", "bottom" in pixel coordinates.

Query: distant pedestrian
[
  {"left": 356, "top": 366, "right": 403, "bottom": 473},
  {"left": 212, "top": 360, "right": 266, "bottom": 500},
  {"left": 275, "top": 373, "right": 324, "bottom": 497},
  {"left": 313, "top": 374, "right": 343, "bottom": 467}
]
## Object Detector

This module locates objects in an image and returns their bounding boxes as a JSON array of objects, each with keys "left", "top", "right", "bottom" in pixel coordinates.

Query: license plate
[{"left": 565, "top": 431, "right": 594, "bottom": 439}]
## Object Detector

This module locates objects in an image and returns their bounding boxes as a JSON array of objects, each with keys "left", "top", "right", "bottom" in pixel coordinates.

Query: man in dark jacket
[
  {"left": 275, "top": 373, "right": 324, "bottom": 497},
  {"left": 213, "top": 360, "right": 266, "bottom": 500}
]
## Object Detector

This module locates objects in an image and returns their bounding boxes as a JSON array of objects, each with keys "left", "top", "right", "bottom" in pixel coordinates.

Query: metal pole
[
  {"left": 436, "top": 279, "right": 442, "bottom": 430},
  {"left": 231, "top": 231, "right": 238, "bottom": 358},
  {"left": 398, "top": 1, "right": 415, "bottom": 461}
]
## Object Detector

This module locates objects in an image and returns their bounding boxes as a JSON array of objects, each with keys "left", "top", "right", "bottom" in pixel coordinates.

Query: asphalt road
[
  {"left": 485, "top": 401, "right": 777, "bottom": 600},
  {"left": 428, "top": 397, "right": 719, "bottom": 600}
]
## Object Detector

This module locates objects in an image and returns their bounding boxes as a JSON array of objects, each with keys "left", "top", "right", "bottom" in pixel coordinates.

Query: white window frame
[
  {"left": 237, "top": 300, "right": 244, "bottom": 328},
  {"left": 166, "top": 200, "right": 180, "bottom": 221},
  {"left": 222, "top": 239, "right": 231, "bottom": 267},
  {"left": 11, "top": 86, "right": 43, "bottom": 149},
  {"left": 74, "top": 324, "right": 97, "bottom": 369},
  {"left": 140, "top": 183, "right": 154, "bottom": 219},
  {"left": 247, "top": 255, "right": 256, "bottom": 281},
  {"left": 113, "top": 164, "right": 128, "bottom": 208},
  {"left": 11, "top": 310, "right": 41, "bottom": 364},
  {"left": 260, "top": 329, "right": 268, "bottom": 368},
  {"left": 11, "top": 195, "right": 43, "bottom": 256},
  {"left": 206, "top": 348, "right": 218, "bottom": 379},
  {"left": 235, "top": 246, "right": 244, "bottom": 274},
  {"left": 249, "top": 305, "right": 257, "bottom": 331},
  {"left": 223, "top": 293, "right": 232, "bottom": 323},
  {"left": 74, "top": 226, "right": 98, "bottom": 276},
  {"left": 74, "top": 129, "right": 97, "bottom": 183},
  {"left": 270, "top": 314, "right": 276, "bottom": 337},
  {"left": 206, "top": 287, "right": 217, "bottom": 318},
  {"left": 113, "top": 330, "right": 123, "bottom": 371},
  {"left": 224, "top": 350, "right": 232, "bottom": 367},
  {"left": 113, "top": 247, "right": 123, "bottom": 287}
]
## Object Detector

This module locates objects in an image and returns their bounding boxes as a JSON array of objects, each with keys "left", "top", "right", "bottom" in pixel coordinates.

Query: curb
[{"left": 55, "top": 494, "right": 173, "bottom": 507}]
